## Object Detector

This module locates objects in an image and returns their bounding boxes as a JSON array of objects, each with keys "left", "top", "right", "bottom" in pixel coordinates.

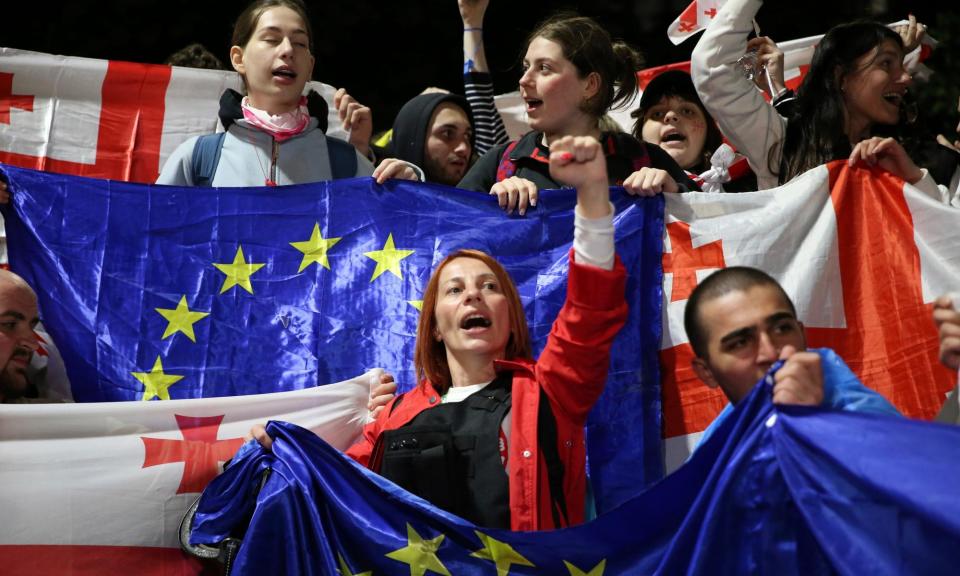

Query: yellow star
[
  {"left": 155, "top": 295, "right": 210, "bottom": 342},
  {"left": 337, "top": 552, "right": 372, "bottom": 576},
  {"left": 564, "top": 559, "right": 606, "bottom": 576},
  {"left": 408, "top": 300, "right": 423, "bottom": 311},
  {"left": 364, "top": 233, "right": 414, "bottom": 282},
  {"left": 290, "top": 223, "right": 341, "bottom": 272},
  {"left": 213, "top": 245, "right": 265, "bottom": 294},
  {"left": 133, "top": 356, "right": 184, "bottom": 401},
  {"left": 471, "top": 531, "right": 535, "bottom": 575},
  {"left": 385, "top": 523, "right": 450, "bottom": 576}
]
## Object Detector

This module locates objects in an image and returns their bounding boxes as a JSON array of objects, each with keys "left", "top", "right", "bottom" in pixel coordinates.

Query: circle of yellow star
[
  {"left": 471, "top": 531, "right": 535, "bottom": 575},
  {"left": 133, "top": 356, "right": 184, "bottom": 401},
  {"left": 385, "top": 523, "right": 450, "bottom": 576},
  {"left": 213, "top": 245, "right": 265, "bottom": 294},
  {"left": 291, "top": 223, "right": 342, "bottom": 272},
  {"left": 155, "top": 295, "right": 210, "bottom": 342},
  {"left": 364, "top": 233, "right": 414, "bottom": 282},
  {"left": 564, "top": 559, "right": 606, "bottom": 576},
  {"left": 408, "top": 300, "right": 423, "bottom": 311}
]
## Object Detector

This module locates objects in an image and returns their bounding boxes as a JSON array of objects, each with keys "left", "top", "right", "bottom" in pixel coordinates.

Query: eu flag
[
  {"left": 192, "top": 352, "right": 960, "bottom": 575},
  {"left": 0, "top": 164, "right": 664, "bottom": 511}
]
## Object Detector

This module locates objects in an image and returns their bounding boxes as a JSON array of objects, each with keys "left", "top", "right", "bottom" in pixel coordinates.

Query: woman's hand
[
  {"left": 458, "top": 0, "right": 489, "bottom": 28},
  {"left": 368, "top": 372, "right": 397, "bottom": 419},
  {"left": 490, "top": 176, "right": 538, "bottom": 215},
  {"left": 623, "top": 168, "right": 679, "bottom": 196},
  {"left": 746, "top": 36, "right": 786, "bottom": 97},
  {"left": 848, "top": 136, "right": 923, "bottom": 184},
  {"left": 334, "top": 88, "right": 373, "bottom": 159},
  {"left": 246, "top": 423, "right": 274, "bottom": 451},
  {"left": 549, "top": 135, "right": 610, "bottom": 218},
  {"left": 373, "top": 158, "right": 421, "bottom": 183},
  {"left": 896, "top": 14, "right": 927, "bottom": 53}
]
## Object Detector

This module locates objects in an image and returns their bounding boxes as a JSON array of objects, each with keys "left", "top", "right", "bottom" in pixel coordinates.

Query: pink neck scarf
[{"left": 241, "top": 96, "right": 310, "bottom": 142}]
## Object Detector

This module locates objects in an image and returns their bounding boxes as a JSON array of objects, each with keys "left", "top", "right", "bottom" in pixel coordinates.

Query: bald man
[{"left": 0, "top": 270, "right": 41, "bottom": 403}]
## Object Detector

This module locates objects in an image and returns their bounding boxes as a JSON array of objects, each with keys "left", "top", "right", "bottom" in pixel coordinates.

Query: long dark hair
[
  {"left": 777, "top": 21, "right": 904, "bottom": 183},
  {"left": 526, "top": 13, "right": 643, "bottom": 119}
]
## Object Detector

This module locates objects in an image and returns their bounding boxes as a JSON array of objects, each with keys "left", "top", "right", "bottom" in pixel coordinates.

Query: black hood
[
  {"left": 390, "top": 93, "right": 473, "bottom": 167},
  {"left": 217, "top": 88, "right": 329, "bottom": 133}
]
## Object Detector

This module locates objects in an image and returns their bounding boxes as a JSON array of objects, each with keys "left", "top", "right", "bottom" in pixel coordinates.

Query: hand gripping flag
[
  {"left": 191, "top": 351, "right": 960, "bottom": 575},
  {"left": 0, "top": 165, "right": 665, "bottom": 516}
]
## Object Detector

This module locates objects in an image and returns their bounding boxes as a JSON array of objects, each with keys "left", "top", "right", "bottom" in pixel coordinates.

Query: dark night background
[{"left": 4, "top": 1, "right": 956, "bottom": 135}]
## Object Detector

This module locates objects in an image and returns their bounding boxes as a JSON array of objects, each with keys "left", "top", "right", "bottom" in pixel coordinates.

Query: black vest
[{"left": 376, "top": 373, "right": 512, "bottom": 529}]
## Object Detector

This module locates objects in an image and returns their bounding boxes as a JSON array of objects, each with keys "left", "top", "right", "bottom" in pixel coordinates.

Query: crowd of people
[{"left": 3, "top": 0, "right": 960, "bottom": 546}]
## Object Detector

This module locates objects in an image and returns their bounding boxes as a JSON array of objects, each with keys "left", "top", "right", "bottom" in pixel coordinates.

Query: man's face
[
  {"left": 692, "top": 284, "right": 806, "bottom": 404},
  {"left": 0, "top": 281, "right": 39, "bottom": 402},
  {"left": 423, "top": 103, "right": 473, "bottom": 186}
]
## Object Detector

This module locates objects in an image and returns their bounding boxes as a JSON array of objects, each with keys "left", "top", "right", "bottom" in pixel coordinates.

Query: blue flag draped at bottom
[
  {"left": 192, "top": 355, "right": 960, "bottom": 575},
  {"left": 0, "top": 164, "right": 663, "bottom": 511}
]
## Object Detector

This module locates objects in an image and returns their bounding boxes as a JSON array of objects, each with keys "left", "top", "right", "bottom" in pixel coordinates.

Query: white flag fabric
[
  {"left": 667, "top": 0, "right": 726, "bottom": 45},
  {"left": 0, "top": 369, "right": 380, "bottom": 575},
  {"left": 660, "top": 163, "right": 959, "bottom": 471}
]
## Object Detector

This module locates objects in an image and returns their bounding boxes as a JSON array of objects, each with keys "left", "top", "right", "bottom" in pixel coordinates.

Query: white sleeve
[
  {"left": 691, "top": 0, "right": 786, "bottom": 190},
  {"left": 573, "top": 203, "right": 615, "bottom": 271},
  {"left": 913, "top": 168, "right": 960, "bottom": 208}
]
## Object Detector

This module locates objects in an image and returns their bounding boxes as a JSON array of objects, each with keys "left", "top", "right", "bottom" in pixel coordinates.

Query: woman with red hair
[{"left": 341, "top": 135, "right": 627, "bottom": 531}]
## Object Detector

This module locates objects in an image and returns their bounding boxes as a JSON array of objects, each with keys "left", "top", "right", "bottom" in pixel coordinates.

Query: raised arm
[
  {"left": 460, "top": 0, "right": 509, "bottom": 155},
  {"left": 533, "top": 136, "right": 627, "bottom": 420},
  {"left": 690, "top": 0, "right": 786, "bottom": 189}
]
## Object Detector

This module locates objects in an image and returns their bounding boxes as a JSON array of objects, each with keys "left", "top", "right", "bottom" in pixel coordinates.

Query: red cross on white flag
[
  {"left": 0, "top": 370, "right": 380, "bottom": 574},
  {"left": 667, "top": 0, "right": 726, "bottom": 45},
  {"left": 660, "top": 162, "right": 958, "bottom": 471}
]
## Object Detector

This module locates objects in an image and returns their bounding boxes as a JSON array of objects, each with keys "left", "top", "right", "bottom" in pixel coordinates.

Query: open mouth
[
  {"left": 525, "top": 98, "right": 543, "bottom": 112},
  {"left": 661, "top": 133, "right": 686, "bottom": 143},
  {"left": 882, "top": 92, "right": 903, "bottom": 107},
  {"left": 272, "top": 66, "right": 297, "bottom": 80},
  {"left": 460, "top": 314, "right": 492, "bottom": 330}
]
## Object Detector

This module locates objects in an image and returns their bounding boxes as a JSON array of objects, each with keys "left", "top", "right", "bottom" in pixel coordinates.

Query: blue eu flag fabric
[
  {"left": 192, "top": 358, "right": 960, "bottom": 576},
  {"left": 0, "top": 164, "right": 664, "bottom": 511}
]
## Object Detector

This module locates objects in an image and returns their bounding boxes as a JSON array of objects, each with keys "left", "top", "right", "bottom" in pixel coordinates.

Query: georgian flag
[
  {"left": 667, "top": 0, "right": 725, "bottom": 45},
  {"left": 0, "top": 370, "right": 380, "bottom": 575},
  {"left": 660, "top": 162, "right": 958, "bottom": 471}
]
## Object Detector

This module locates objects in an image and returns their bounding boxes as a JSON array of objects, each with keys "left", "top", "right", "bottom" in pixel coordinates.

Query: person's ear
[
  {"left": 583, "top": 71, "right": 601, "bottom": 102},
  {"left": 692, "top": 357, "right": 719, "bottom": 389},
  {"left": 230, "top": 46, "right": 246, "bottom": 74}
]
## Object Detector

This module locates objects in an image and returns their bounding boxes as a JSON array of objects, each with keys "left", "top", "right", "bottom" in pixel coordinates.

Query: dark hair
[
  {"left": 684, "top": 267, "right": 796, "bottom": 358},
  {"left": 777, "top": 21, "right": 904, "bottom": 183},
  {"left": 631, "top": 70, "right": 724, "bottom": 173},
  {"left": 526, "top": 13, "right": 643, "bottom": 118},
  {"left": 232, "top": 0, "right": 313, "bottom": 52},
  {"left": 165, "top": 43, "right": 225, "bottom": 70},
  {"left": 414, "top": 249, "right": 532, "bottom": 395}
]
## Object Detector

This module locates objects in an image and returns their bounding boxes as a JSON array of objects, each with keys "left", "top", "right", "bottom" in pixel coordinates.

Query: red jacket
[{"left": 345, "top": 252, "right": 628, "bottom": 531}]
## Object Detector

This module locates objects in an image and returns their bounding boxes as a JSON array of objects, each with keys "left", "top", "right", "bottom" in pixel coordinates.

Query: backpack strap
[
  {"left": 495, "top": 140, "right": 520, "bottom": 182},
  {"left": 327, "top": 137, "right": 358, "bottom": 179},
  {"left": 190, "top": 133, "right": 227, "bottom": 188},
  {"left": 191, "top": 131, "right": 358, "bottom": 186}
]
